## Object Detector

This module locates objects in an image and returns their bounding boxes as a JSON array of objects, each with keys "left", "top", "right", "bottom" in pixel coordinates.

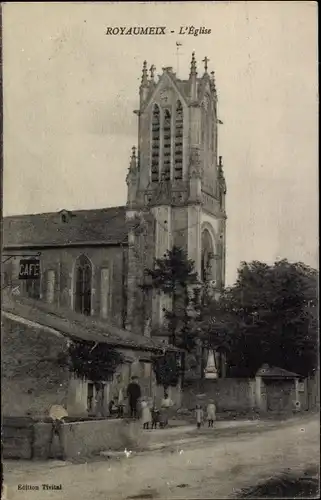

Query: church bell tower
[{"left": 126, "top": 54, "right": 227, "bottom": 331}]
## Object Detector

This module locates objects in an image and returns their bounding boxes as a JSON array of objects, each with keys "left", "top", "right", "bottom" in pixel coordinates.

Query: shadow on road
[{"left": 235, "top": 466, "right": 319, "bottom": 499}]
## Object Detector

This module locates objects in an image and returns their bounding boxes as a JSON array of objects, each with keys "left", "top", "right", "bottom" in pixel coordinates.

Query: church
[{"left": 3, "top": 53, "right": 227, "bottom": 345}]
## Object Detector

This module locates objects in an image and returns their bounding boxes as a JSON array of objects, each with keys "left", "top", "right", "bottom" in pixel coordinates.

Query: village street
[{"left": 3, "top": 414, "right": 319, "bottom": 500}]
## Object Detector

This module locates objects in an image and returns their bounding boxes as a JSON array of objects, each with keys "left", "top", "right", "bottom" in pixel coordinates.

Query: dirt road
[{"left": 3, "top": 415, "right": 319, "bottom": 500}]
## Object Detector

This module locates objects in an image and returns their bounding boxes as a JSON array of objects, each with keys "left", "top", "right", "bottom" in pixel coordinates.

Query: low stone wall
[
  {"left": 32, "top": 418, "right": 147, "bottom": 460},
  {"left": 2, "top": 417, "right": 35, "bottom": 459},
  {"left": 182, "top": 378, "right": 256, "bottom": 412}
]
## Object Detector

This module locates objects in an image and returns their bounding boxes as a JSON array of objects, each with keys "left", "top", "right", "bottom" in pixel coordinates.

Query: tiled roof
[
  {"left": 2, "top": 294, "right": 179, "bottom": 353},
  {"left": 256, "top": 364, "right": 301, "bottom": 379},
  {"left": 3, "top": 206, "right": 129, "bottom": 247}
]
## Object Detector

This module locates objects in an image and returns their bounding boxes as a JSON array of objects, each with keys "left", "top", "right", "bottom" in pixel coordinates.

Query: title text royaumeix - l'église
[{"left": 105, "top": 26, "right": 211, "bottom": 36}]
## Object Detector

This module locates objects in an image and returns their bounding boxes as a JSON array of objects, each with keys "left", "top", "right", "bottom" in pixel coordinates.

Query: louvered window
[
  {"left": 174, "top": 101, "right": 183, "bottom": 180},
  {"left": 163, "top": 109, "right": 171, "bottom": 181},
  {"left": 151, "top": 105, "right": 160, "bottom": 183}
]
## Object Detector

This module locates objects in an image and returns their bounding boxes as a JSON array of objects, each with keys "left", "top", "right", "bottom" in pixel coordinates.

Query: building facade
[{"left": 3, "top": 54, "right": 227, "bottom": 342}]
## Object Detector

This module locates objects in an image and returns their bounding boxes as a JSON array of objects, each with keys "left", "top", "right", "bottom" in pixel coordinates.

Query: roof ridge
[{"left": 4, "top": 205, "right": 126, "bottom": 219}]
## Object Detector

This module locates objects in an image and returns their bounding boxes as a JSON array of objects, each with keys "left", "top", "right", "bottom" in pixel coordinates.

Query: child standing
[
  {"left": 151, "top": 400, "right": 160, "bottom": 429},
  {"left": 141, "top": 400, "right": 151, "bottom": 429},
  {"left": 206, "top": 399, "right": 216, "bottom": 428},
  {"left": 195, "top": 404, "right": 204, "bottom": 429}
]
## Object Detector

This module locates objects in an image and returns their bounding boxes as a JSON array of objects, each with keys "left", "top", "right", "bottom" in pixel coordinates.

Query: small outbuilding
[{"left": 255, "top": 364, "right": 303, "bottom": 413}]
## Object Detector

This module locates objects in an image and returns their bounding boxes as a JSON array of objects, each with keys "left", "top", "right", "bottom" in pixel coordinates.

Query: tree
[
  {"left": 66, "top": 341, "right": 124, "bottom": 384},
  {"left": 151, "top": 351, "right": 180, "bottom": 396},
  {"left": 144, "top": 246, "right": 199, "bottom": 386},
  {"left": 144, "top": 246, "right": 199, "bottom": 345},
  {"left": 220, "top": 260, "right": 318, "bottom": 377}
]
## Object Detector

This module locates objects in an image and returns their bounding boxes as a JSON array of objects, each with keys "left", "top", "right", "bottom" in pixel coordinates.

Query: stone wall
[
  {"left": 182, "top": 379, "right": 256, "bottom": 412},
  {"left": 306, "top": 372, "right": 320, "bottom": 410},
  {"left": 32, "top": 419, "right": 147, "bottom": 459},
  {"left": 2, "top": 316, "right": 70, "bottom": 418},
  {"left": 126, "top": 214, "right": 155, "bottom": 334},
  {"left": 2, "top": 417, "right": 35, "bottom": 459}
]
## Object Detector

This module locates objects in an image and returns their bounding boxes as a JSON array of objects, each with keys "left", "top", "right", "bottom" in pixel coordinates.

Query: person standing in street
[
  {"left": 126, "top": 376, "right": 141, "bottom": 418},
  {"left": 48, "top": 405, "right": 68, "bottom": 460},
  {"left": 141, "top": 400, "right": 152, "bottom": 429},
  {"left": 117, "top": 387, "right": 125, "bottom": 418},
  {"left": 195, "top": 404, "right": 204, "bottom": 429},
  {"left": 159, "top": 392, "right": 173, "bottom": 428},
  {"left": 206, "top": 399, "right": 216, "bottom": 428}
]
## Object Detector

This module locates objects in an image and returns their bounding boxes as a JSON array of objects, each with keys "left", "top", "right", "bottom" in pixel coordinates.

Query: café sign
[{"left": 19, "top": 259, "right": 40, "bottom": 280}]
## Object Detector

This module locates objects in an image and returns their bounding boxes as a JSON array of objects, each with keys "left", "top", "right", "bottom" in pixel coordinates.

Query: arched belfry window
[
  {"left": 151, "top": 104, "right": 160, "bottom": 183},
  {"left": 74, "top": 255, "right": 92, "bottom": 316},
  {"left": 174, "top": 101, "right": 183, "bottom": 180},
  {"left": 163, "top": 109, "right": 171, "bottom": 181}
]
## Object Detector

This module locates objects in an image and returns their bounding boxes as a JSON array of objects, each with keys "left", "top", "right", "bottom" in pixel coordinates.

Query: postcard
[{"left": 1, "top": 2, "right": 319, "bottom": 499}]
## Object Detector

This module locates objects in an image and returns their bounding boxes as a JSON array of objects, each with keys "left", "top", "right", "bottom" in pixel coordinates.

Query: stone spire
[
  {"left": 130, "top": 146, "right": 137, "bottom": 168},
  {"left": 210, "top": 71, "right": 216, "bottom": 93},
  {"left": 218, "top": 156, "right": 227, "bottom": 196},
  {"left": 141, "top": 60, "right": 148, "bottom": 86},
  {"left": 189, "top": 52, "right": 198, "bottom": 102},
  {"left": 126, "top": 147, "right": 137, "bottom": 182},
  {"left": 190, "top": 51, "right": 197, "bottom": 77},
  {"left": 139, "top": 61, "right": 149, "bottom": 103},
  {"left": 126, "top": 146, "right": 138, "bottom": 206}
]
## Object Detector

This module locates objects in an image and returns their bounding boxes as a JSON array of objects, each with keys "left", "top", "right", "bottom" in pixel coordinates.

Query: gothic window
[
  {"left": 201, "top": 229, "right": 215, "bottom": 283},
  {"left": 100, "top": 267, "right": 110, "bottom": 319},
  {"left": 174, "top": 100, "right": 183, "bottom": 180},
  {"left": 45, "top": 270, "right": 56, "bottom": 304},
  {"left": 163, "top": 108, "right": 171, "bottom": 181},
  {"left": 151, "top": 104, "right": 160, "bottom": 183},
  {"left": 74, "top": 255, "right": 92, "bottom": 316}
]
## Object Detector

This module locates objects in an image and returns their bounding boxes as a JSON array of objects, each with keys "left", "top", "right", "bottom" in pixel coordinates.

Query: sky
[{"left": 2, "top": 1, "right": 318, "bottom": 285}]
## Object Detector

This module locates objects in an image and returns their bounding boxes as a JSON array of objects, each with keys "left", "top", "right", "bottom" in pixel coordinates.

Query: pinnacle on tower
[
  {"left": 190, "top": 52, "right": 197, "bottom": 77},
  {"left": 218, "top": 156, "right": 225, "bottom": 178},
  {"left": 130, "top": 146, "right": 137, "bottom": 165},
  {"left": 141, "top": 60, "right": 148, "bottom": 86},
  {"left": 210, "top": 70, "right": 217, "bottom": 94},
  {"left": 128, "top": 146, "right": 137, "bottom": 175},
  {"left": 126, "top": 146, "right": 137, "bottom": 187}
]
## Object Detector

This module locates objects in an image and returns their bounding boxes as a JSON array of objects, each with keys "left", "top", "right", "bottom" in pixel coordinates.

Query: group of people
[
  {"left": 109, "top": 376, "right": 217, "bottom": 431},
  {"left": 141, "top": 392, "right": 174, "bottom": 429},
  {"left": 108, "top": 375, "right": 143, "bottom": 419},
  {"left": 108, "top": 376, "right": 174, "bottom": 429},
  {"left": 195, "top": 399, "right": 217, "bottom": 428}
]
